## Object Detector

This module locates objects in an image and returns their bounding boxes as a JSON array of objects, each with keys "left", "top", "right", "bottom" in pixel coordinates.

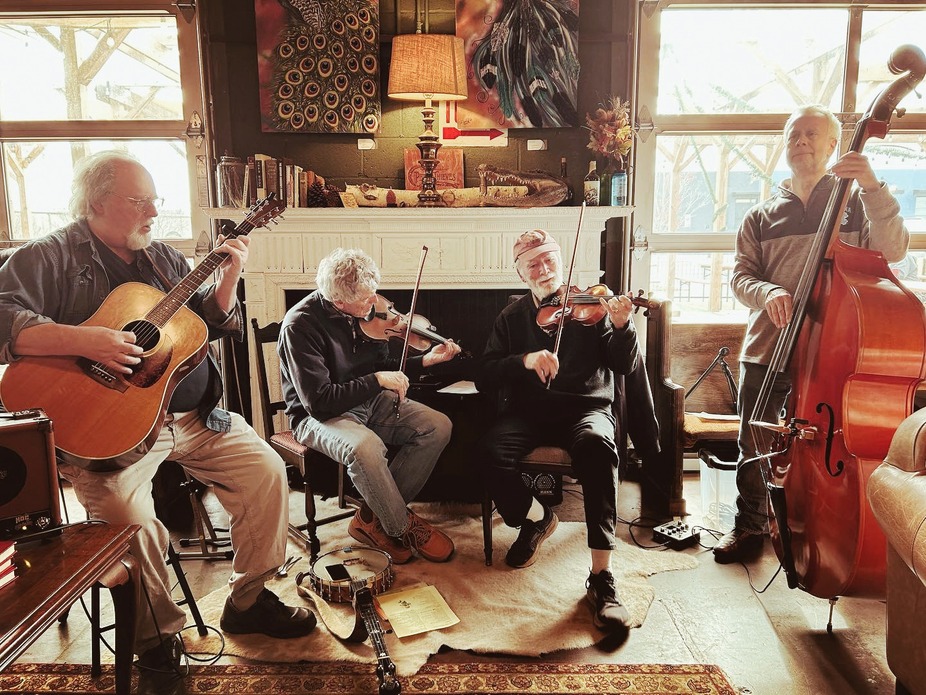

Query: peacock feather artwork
[
  {"left": 458, "top": 0, "right": 580, "bottom": 129},
  {"left": 255, "top": 0, "right": 381, "bottom": 133}
]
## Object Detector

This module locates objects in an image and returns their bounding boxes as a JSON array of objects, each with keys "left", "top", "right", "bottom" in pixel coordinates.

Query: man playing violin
[
  {"left": 475, "top": 229, "right": 638, "bottom": 634},
  {"left": 720, "top": 104, "right": 909, "bottom": 564},
  {"left": 278, "top": 247, "right": 462, "bottom": 563}
]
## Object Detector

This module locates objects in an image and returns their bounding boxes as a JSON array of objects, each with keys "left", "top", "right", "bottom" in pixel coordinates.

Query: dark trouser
[
  {"left": 735, "top": 362, "right": 792, "bottom": 534},
  {"left": 479, "top": 406, "right": 619, "bottom": 550}
]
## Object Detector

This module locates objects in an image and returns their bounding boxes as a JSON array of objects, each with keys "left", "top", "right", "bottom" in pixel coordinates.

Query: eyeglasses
[{"left": 108, "top": 192, "right": 164, "bottom": 212}]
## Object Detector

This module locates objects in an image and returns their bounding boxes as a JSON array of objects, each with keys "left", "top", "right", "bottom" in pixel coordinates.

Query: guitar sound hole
[{"left": 124, "top": 320, "right": 160, "bottom": 352}]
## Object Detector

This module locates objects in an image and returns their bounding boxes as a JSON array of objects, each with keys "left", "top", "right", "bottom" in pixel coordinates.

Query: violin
[
  {"left": 359, "top": 294, "right": 454, "bottom": 352},
  {"left": 536, "top": 285, "right": 655, "bottom": 333}
]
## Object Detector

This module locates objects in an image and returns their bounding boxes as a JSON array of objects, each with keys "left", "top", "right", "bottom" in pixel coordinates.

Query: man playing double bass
[{"left": 718, "top": 105, "right": 909, "bottom": 564}]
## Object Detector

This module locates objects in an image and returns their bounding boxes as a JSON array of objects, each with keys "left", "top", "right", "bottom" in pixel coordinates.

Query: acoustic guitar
[{"left": 0, "top": 194, "right": 285, "bottom": 461}]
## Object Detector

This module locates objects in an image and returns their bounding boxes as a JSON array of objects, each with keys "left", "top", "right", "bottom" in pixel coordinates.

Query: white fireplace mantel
[{"left": 203, "top": 205, "right": 631, "bottom": 435}]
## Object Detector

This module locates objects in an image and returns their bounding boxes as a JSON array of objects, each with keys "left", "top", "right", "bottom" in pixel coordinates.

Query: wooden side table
[{"left": 0, "top": 522, "right": 140, "bottom": 695}]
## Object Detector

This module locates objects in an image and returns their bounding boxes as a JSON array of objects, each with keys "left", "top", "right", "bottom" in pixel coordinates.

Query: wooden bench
[{"left": 643, "top": 298, "right": 745, "bottom": 517}]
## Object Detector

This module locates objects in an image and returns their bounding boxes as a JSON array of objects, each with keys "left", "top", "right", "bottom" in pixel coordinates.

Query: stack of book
[
  {"left": 0, "top": 538, "right": 16, "bottom": 590},
  {"left": 244, "top": 154, "right": 332, "bottom": 208}
]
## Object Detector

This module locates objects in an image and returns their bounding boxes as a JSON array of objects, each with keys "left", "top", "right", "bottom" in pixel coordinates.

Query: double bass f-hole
[{"left": 815, "top": 402, "right": 845, "bottom": 478}]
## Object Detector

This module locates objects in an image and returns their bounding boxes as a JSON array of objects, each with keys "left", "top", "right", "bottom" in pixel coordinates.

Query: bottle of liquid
[
  {"left": 610, "top": 170, "right": 628, "bottom": 206},
  {"left": 558, "top": 156, "right": 572, "bottom": 205},
  {"left": 583, "top": 161, "right": 600, "bottom": 206}
]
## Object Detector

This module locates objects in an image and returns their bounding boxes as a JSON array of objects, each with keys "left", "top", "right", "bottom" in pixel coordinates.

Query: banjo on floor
[{"left": 296, "top": 546, "right": 401, "bottom": 695}]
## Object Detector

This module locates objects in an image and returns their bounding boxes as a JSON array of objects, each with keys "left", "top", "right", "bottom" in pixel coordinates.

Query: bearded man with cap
[{"left": 474, "top": 229, "right": 638, "bottom": 633}]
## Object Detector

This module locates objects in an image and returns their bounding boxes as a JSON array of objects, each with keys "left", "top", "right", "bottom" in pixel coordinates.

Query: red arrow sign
[{"left": 442, "top": 127, "right": 506, "bottom": 140}]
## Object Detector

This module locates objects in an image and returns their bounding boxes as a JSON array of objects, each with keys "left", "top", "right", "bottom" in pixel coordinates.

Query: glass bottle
[
  {"left": 216, "top": 155, "right": 245, "bottom": 208},
  {"left": 610, "top": 168, "right": 628, "bottom": 206},
  {"left": 583, "top": 161, "right": 600, "bottom": 206}
]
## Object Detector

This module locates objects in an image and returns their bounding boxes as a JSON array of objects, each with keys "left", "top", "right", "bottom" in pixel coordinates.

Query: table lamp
[{"left": 388, "top": 33, "right": 467, "bottom": 207}]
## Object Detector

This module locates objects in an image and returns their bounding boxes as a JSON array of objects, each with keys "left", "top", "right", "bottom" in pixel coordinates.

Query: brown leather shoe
[
  {"left": 713, "top": 527, "right": 764, "bottom": 564},
  {"left": 402, "top": 509, "right": 454, "bottom": 562},
  {"left": 348, "top": 510, "right": 413, "bottom": 564}
]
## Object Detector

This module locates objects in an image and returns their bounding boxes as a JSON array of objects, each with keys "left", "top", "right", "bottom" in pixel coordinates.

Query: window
[
  {"left": 0, "top": 2, "right": 210, "bottom": 256},
  {"left": 634, "top": 1, "right": 926, "bottom": 322}
]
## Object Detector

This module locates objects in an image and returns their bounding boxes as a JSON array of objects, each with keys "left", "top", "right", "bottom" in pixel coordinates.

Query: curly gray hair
[{"left": 316, "top": 248, "right": 381, "bottom": 304}]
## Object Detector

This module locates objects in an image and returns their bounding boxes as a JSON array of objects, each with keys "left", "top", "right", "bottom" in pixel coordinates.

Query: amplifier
[
  {"left": 521, "top": 471, "right": 563, "bottom": 506},
  {"left": 0, "top": 409, "right": 62, "bottom": 540}
]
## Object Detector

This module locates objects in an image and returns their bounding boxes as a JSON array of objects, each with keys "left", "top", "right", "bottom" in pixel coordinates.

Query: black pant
[{"left": 480, "top": 406, "right": 619, "bottom": 550}]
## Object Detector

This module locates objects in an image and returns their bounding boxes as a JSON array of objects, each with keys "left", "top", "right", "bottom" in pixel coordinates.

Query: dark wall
[
  {"left": 202, "top": 0, "right": 633, "bottom": 198},
  {"left": 200, "top": 0, "right": 634, "bottom": 420}
]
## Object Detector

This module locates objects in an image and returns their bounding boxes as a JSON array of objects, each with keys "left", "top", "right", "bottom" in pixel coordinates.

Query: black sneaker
[
  {"left": 586, "top": 569, "right": 631, "bottom": 632},
  {"left": 220, "top": 588, "right": 317, "bottom": 638},
  {"left": 136, "top": 634, "right": 188, "bottom": 695},
  {"left": 505, "top": 506, "right": 558, "bottom": 568}
]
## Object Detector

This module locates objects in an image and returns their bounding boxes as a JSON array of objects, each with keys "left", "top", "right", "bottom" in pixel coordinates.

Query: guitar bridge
[{"left": 82, "top": 360, "right": 129, "bottom": 393}]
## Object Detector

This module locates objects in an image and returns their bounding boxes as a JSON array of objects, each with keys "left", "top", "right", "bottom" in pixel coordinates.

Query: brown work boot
[
  {"left": 402, "top": 509, "right": 454, "bottom": 562},
  {"left": 712, "top": 527, "right": 764, "bottom": 564},
  {"left": 348, "top": 509, "right": 413, "bottom": 564}
]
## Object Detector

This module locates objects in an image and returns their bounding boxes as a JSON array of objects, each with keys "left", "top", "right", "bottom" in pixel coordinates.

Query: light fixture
[{"left": 387, "top": 32, "right": 467, "bottom": 207}]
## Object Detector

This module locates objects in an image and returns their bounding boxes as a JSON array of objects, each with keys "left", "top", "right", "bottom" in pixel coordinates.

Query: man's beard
[
  {"left": 126, "top": 229, "right": 153, "bottom": 251},
  {"left": 527, "top": 274, "right": 562, "bottom": 301}
]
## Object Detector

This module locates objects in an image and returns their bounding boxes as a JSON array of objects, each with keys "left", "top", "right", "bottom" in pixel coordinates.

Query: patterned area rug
[{"left": 0, "top": 661, "right": 739, "bottom": 694}]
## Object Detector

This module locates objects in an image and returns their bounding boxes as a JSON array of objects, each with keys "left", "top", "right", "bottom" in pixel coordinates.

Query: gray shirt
[{"left": 731, "top": 175, "right": 908, "bottom": 365}]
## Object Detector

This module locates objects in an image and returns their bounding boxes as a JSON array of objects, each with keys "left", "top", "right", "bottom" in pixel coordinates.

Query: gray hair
[
  {"left": 68, "top": 150, "right": 140, "bottom": 220},
  {"left": 316, "top": 248, "right": 380, "bottom": 304},
  {"left": 784, "top": 105, "right": 841, "bottom": 142}
]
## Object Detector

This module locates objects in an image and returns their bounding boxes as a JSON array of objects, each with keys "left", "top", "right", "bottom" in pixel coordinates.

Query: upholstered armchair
[{"left": 867, "top": 407, "right": 926, "bottom": 695}]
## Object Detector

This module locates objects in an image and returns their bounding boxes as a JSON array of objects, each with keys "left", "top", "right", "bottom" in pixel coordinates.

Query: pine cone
[{"left": 305, "top": 180, "right": 328, "bottom": 207}]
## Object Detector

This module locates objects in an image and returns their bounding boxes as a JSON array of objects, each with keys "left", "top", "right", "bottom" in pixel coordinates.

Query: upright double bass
[{"left": 751, "top": 44, "right": 926, "bottom": 600}]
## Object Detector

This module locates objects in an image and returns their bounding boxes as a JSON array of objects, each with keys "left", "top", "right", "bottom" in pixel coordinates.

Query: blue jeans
[
  {"left": 294, "top": 392, "right": 452, "bottom": 537},
  {"left": 735, "top": 362, "right": 792, "bottom": 534}
]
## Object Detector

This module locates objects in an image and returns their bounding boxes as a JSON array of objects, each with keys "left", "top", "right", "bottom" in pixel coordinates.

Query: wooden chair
[
  {"left": 481, "top": 445, "right": 573, "bottom": 565},
  {"left": 250, "top": 318, "right": 359, "bottom": 560},
  {"left": 644, "top": 298, "right": 743, "bottom": 517}
]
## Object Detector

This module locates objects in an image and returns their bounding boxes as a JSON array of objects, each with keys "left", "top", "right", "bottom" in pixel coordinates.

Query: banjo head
[{"left": 304, "top": 545, "right": 394, "bottom": 603}]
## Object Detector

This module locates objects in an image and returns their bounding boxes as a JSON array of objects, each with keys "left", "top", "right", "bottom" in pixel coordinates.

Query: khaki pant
[{"left": 59, "top": 410, "right": 288, "bottom": 654}]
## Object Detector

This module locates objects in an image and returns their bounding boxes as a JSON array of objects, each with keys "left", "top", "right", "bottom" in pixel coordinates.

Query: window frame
[
  {"left": 632, "top": 0, "right": 926, "bottom": 310},
  {"left": 0, "top": 0, "right": 211, "bottom": 257}
]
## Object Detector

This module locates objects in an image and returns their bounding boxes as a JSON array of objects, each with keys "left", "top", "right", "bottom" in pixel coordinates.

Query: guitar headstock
[{"left": 239, "top": 192, "right": 286, "bottom": 233}]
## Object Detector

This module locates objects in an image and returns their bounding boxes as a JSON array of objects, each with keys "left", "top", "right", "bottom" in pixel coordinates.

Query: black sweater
[
  {"left": 279, "top": 290, "right": 425, "bottom": 427},
  {"left": 475, "top": 293, "right": 639, "bottom": 415}
]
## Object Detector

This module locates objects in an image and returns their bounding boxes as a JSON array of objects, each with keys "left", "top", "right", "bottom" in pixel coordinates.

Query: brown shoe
[
  {"left": 402, "top": 509, "right": 454, "bottom": 562},
  {"left": 713, "top": 527, "right": 764, "bottom": 564},
  {"left": 348, "top": 510, "right": 413, "bottom": 564}
]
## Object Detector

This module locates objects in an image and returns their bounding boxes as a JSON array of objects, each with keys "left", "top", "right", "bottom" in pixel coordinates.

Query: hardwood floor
[{"left": 10, "top": 471, "right": 895, "bottom": 695}]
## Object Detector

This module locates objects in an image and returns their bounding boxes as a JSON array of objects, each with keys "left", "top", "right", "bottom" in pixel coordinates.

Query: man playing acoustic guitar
[{"left": 0, "top": 151, "right": 314, "bottom": 695}]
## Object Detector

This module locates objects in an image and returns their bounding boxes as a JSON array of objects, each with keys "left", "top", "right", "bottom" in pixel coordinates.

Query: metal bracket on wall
[{"left": 630, "top": 225, "right": 649, "bottom": 260}]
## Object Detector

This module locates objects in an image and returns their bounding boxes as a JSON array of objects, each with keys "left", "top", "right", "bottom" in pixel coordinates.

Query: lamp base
[{"left": 415, "top": 100, "right": 446, "bottom": 207}]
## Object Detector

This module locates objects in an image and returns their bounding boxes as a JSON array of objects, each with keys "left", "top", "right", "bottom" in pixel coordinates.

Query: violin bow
[
  {"left": 396, "top": 245, "right": 428, "bottom": 414},
  {"left": 548, "top": 202, "right": 586, "bottom": 387}
]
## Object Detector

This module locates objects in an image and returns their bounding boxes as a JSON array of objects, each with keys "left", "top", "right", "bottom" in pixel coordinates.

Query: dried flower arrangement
[{"left": 585, "top": 96, "right": 633, "bottom": 167}]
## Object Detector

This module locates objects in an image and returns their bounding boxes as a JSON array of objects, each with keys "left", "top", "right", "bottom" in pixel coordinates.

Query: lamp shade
[{"left": 387, "top": 34, "right": 468, "bottom": 102}]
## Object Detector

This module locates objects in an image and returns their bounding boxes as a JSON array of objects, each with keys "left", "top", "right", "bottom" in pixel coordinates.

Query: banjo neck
[{"left": 351, "top": 581, "right": 401, "bottom": 694}]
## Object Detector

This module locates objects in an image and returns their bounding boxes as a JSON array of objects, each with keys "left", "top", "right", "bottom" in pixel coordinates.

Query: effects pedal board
[{"left": 652, "top": 520, "right": 700, "bottom": 550}]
